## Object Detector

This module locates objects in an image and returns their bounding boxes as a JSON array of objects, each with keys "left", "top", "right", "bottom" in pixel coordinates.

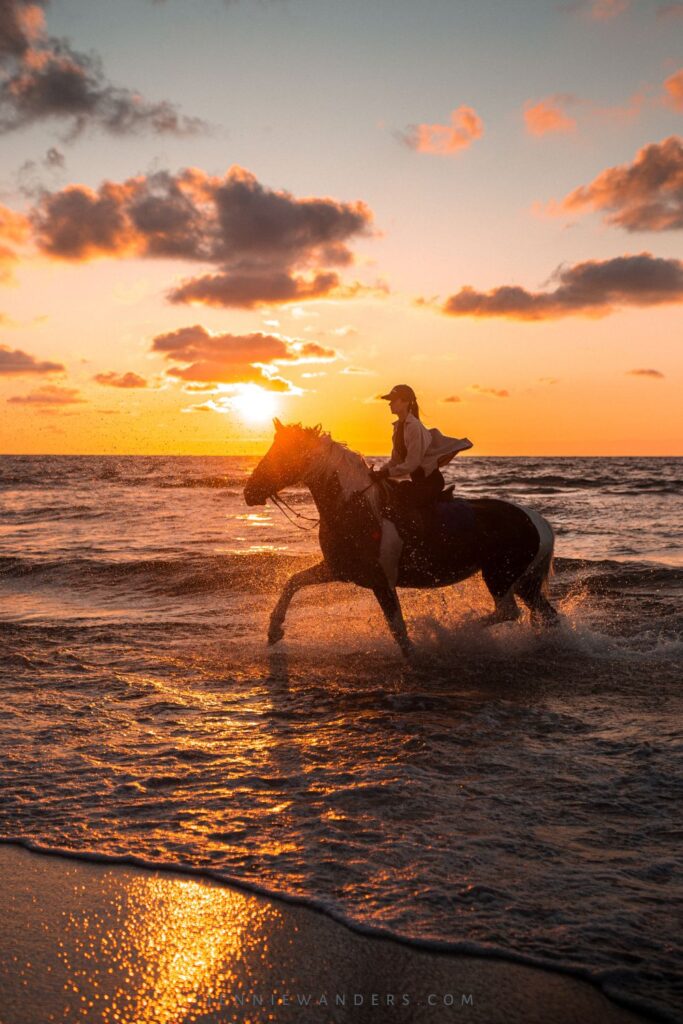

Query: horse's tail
[{"left": 513, "top": 507, "right": 558, "bottom": 622}]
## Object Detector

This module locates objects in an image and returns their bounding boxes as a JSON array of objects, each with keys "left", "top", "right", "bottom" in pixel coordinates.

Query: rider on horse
[{"left": 372, "top": 384, "right": 472, "bottom": 546}]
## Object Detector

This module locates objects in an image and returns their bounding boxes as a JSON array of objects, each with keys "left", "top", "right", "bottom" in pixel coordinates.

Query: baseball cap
[{"left": 380, "top": 384, "right": 415, "bottom": 402}]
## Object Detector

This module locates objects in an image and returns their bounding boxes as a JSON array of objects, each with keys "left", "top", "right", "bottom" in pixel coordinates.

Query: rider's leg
[
  {"left": 379, "top": 520, "right": 403, "bottom": 588},
  {"left": 268, "top": 561, "right": 333, "bottom": 644}
]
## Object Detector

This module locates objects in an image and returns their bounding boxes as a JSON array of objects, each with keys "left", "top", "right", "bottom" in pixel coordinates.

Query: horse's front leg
[
  {"left": 268, "top": 561, "right": 333, "bottom": 645},
  {"left": 372, "top": 582, "right": 413, "bottom": 659}
]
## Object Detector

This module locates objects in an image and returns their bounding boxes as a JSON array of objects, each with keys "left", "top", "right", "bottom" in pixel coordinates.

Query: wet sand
[{"left": 0, "top": 843, "right": 653, "bottom": 1024}]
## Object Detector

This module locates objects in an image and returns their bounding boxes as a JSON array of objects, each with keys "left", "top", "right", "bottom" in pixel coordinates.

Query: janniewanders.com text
[{"left": 225, "top": 991, "right": 474, "bottom": 1010}]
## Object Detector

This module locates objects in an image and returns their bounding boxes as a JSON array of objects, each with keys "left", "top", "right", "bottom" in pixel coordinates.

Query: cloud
[
  {"left": 587, "top": 0, "right": 628, "bottom": 19},
  {"left": 7, "top": 383, "right": 83, "bottom": 403},
  {"left": 439, "top": 253, "right": 683, "bottom": 321},
  {"left": 400, "top": 106, "right": 483, "bottom": 155},
  {"left": 0, "top": 1, "right": 46, "bottom": 58},
  {"left": 626, "top": 367, "right": 664, "bottom": 377},
  {"left": 663, "top": 69, "right": 683, "bottom": 111},
  {"left": 0, "top": 343, "right": 63, "bottom": 373},
  {"left": 443, "top": 394, "right": 461, "bottom": 402},
  {"left": 340, "top": 365, "right": 373, "bottom": 375},
  {"left": 93, "top": 370, "right": 148, "bottom": 388},
  {"left": 656, "top": 2, "right": 683, "bottom": 16},
  {"left": 151, "top": 324, "right": 336, "bottom": 388},
  {"left": 558, "top": 136, "right": 683, "bottom": 231},
  {"left": 169, "top": 269, "right": 344, "bottom": 309},
  {"left": 31, "top": 166, "right": 374, "bottom": 307},
  {"left": 470, "top": 385, "right": 509, "bottom": 398},
  {"left": 524, "top": 96, "right": 577, "bottom": 136},
  {"left": 0, "top": 0, "right": 205, "bottom": 138},
  {"left": 566, "top": 0, "right": 629, "bottom": 19},
  {"left": 0, "top": 200, "right": 31, "bottom": 278}
]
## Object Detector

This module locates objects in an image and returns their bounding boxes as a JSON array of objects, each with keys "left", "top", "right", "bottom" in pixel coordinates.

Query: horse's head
[{"left": 244, "top": 418, "right": 326, "bottom": 506}]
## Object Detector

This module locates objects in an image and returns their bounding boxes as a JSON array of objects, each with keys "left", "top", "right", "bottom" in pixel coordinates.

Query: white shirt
[{"left": 386, "top": 412, "right": 473, "bottom": 479}]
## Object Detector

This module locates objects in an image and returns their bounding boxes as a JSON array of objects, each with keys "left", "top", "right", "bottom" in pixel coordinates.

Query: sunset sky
[{"left": 0, "top": 0, "right": 681, "bottom": 456}]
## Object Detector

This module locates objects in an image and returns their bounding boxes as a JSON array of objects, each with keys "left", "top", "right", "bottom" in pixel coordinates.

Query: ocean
[{"left": 0, "top": 454, "right": 681, "bottom": 1021}]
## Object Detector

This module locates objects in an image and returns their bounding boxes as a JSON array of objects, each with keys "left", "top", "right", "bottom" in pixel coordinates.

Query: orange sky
[{"left": 0, "top": 0, "right": 681, "bottom": 456}]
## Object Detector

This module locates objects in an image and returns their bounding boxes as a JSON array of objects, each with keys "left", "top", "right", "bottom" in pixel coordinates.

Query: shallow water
[{"left": 0, "top": 455, "right": 681, "bottom": 1021}]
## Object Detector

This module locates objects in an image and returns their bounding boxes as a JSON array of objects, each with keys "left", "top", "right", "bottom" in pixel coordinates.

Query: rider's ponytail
[{"left": 409, "top": 397, "right": 420, "bottom": 419}]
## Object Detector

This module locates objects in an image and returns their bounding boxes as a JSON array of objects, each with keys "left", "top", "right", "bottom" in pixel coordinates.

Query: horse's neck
[{"left": 303, "top": 438, "right": 381, "bottom": 518}]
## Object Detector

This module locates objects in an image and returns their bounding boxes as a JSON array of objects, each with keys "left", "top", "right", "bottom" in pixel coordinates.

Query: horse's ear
[
  {"left": 314, "top": 423, "right": 322, "bottom": 436},
  {"left": 273, "top": 417, "right": 283, "bottom": 434}
]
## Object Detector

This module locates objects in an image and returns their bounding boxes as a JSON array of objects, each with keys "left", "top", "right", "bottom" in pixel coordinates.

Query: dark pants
[{"left": 395, "top": 468, "right": 444, "bottom": 510}]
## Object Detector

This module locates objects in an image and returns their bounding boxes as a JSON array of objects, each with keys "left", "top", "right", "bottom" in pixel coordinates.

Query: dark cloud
[
  {"left": 443, "top": 394, "right": 461, "bottom": 402},
  {"left": 626, "top": 367, "right": 664, "bottom": 378},
  {"left": 7, "top": 383, "right": 83, "bottom": 403},
  {"left": 44, "top": 144, "right": 62, "bottom": 166},
  {"left": 93, "top": 371, "right": 148, "bottom": 388},
  {"left": 152, "top": 324, "right": 337, "bottom": 386},
  {"left": 0, "top": 0, "right": 205, "bottom": 137},
  {"left": 31, "top": 166, "right": 374, "bottom": 307},
  {"left": 440, "top": 253, "right": 683, "bottom": 321},
  {"left": 168, "top": 269, "right": 342, "bottom": 309},
  {"left": 0, "top": 343, "right": 63, "bottom": 373},
  {"left": 561, "top": 137, "right": 683, "bottom": 231}
]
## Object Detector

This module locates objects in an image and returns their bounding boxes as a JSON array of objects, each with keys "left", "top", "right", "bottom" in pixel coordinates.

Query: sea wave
[
  {"left": 0, "top": 551, "right": 313, "bottom": 595},
  {"left": 0, "top": 838, "right": 676, "bottom": 1023}
]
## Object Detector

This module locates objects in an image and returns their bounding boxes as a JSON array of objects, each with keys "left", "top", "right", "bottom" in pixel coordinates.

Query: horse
[{"left": 244, "top": 419, "right": 558, "bottom": 657}]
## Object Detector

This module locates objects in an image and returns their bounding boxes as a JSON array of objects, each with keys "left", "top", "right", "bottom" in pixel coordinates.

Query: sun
[{"left": 230, "top": 385, "right": 279, "bottom": 424}]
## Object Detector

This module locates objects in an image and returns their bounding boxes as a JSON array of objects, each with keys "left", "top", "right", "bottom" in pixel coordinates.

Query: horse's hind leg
[
  {"left": 480, "top": 572, "right": 522, "bottom": 627},
  {"left": 268, "top": 561, "right": 332, "bottom": 644},
  {"left": 515, "top": 549, "right": 559, "bottom": 627}
]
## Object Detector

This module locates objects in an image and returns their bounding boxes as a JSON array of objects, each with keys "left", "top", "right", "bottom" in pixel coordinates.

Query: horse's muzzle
[{"left": 243, "top": 480, "right": 268, "bottom": 506}]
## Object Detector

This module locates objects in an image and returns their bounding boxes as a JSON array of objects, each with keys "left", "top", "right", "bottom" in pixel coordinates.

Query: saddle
[{"left": 380, "top": 482, "right": 455, "bottom": 547}]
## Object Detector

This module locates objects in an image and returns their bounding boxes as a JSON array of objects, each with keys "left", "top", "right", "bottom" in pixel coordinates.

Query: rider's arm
[{"left": 386, "top": 419, "right": 428, "bottom": 478}]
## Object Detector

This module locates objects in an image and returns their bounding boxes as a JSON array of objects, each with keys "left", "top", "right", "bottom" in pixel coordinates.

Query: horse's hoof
[
  {"left": 268, "top": 626, "right": 284, "bottom": 645},
  {"left": 400, "top": 642, "right": 415, "bottom": 662}
]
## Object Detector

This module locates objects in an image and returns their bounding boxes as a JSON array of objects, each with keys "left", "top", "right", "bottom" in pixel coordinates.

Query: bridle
[
  {"left": 268, "top": 492, "right": 320, "bottom": 532},
  {"left": 264, "top": 446, "right": 382, "bottom": 532}
]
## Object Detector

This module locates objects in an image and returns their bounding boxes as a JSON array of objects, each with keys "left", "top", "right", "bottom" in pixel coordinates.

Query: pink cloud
[
  {"left": 7, "top": 383, "right": 84, "bottom": 404},
  {"left": 151, "top": 324, "right": 337, "bottom": 389},
  {"left": 401, "top": 106, "right": 483, "bottom": 156},
  {"left": 470, "top": 385, "right": 509, "bottom": 398},
  {"left": 524, "top": 97, "right": 577, "bottom": 136},
  {"left": 93, "top": 371, "right": 148, "bottom": 388},
  {"left": 663, "top": 68, "right": 683, "bottom": 111},
  {"left": 559, "top": 136, "right": 683, "bottom": 231}
]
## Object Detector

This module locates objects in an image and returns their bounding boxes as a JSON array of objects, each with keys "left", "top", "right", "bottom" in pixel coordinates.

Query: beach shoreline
[{"left": 0, "top": 842, "right": 657, "bottom": 1024}]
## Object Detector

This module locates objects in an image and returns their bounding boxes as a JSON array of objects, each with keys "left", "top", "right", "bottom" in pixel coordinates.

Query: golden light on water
[{"left": 59, "top": 871, "right": 280, "bottom": 1024}]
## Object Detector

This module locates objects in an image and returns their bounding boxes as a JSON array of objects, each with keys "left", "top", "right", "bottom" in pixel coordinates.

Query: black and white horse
[{"left": 244, "top": 420, "right": 558, "bottom": 656}]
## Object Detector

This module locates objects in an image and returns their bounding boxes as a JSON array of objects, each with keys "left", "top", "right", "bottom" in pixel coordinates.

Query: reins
[
  {"left": 268, "top": 493, "right": 321, "bottom": 531},
  {"left": 267, "top": 474, "right": 380, "bottom": 532}
]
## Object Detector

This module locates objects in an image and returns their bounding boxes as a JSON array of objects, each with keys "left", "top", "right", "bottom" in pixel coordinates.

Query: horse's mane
[
  {"left": 279, "top": 421, "right": 373, "bottom": 501},
  {"left": 280, "top": 421, "right": 367, "bottom": 464}
]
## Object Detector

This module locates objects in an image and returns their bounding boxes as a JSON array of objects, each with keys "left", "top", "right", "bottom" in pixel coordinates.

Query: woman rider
[{"left": 372, "top": 384, "right": 446, "bottom": 514}]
